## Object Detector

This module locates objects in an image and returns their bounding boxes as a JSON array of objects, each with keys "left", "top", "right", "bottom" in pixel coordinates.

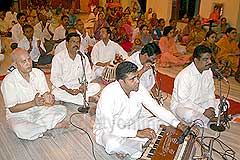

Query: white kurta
[
  {"left": 53, "top": 25, "right": 66, "bottom": 41},
  {"left": 18, "top": 36, "right": 46, "bottom": 62},
  {"left": 170, "top": 62, "right": 219, "bottom": 127},
  {"left": 54, "top": 40, "right": 66, "bottom": 55},
  {"left": 77, "top": 30, "right": 96, "bottom": 54},
  {"left": 127, "top": 51, "right": 155, "bottom": 91},
  {"left": 1, "top": 68, "right": 67, "bottom": 140},
  {"left": 11, "top": 23, "right": 24, "bottom": 43},
  {"left": 34, "top": 21, "right": 54, "bottom": 42},
  {"left": 91, "top": 40, "right": 129, "bottom": 77},
  {"left": 94, "top": 81, "right": 180, "bottom": 158},
  {"left": 51, "top": 48, "right": 100, "bottom": 105}
]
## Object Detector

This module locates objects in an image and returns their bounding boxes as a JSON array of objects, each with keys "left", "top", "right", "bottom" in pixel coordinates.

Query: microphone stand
[{"left": 77, "top": 51, "right": 90, "bottom": 114}]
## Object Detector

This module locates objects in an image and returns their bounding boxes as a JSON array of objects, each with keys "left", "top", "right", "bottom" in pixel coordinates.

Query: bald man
[{"left": 1, "top": 48, "right": 67, "bottom": 140}]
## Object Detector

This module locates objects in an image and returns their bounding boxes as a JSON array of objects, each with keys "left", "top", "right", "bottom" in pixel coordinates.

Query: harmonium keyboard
[{"left": 140, "top": 127, "right": 196, "bottom": 160}]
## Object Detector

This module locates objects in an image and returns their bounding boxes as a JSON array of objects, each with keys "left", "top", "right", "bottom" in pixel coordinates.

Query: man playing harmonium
[{"left": 94, "top": 61, "right": 187, "bottom": 159}]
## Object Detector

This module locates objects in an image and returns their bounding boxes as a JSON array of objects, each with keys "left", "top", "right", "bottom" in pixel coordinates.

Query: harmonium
[{"left": 140, "top": 127, "right": 196, "bottom": 160}]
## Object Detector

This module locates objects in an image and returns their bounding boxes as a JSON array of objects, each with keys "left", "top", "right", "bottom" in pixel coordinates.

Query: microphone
[
  {"left": 210, "top": 65, "right": 229, "bottom": 83},
  {"left": 177, "top": 123, "right": 195, "bottom": 144}
]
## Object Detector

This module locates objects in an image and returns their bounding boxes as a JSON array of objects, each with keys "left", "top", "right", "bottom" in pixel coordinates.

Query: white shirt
[
  {"left": 128, "top": 51, "right": 155, "bottom": 91},
  {"left": 51, "top": 48, "right": 95, "bottom": 89},
  {"left": 0, "top": 18, "right": 9, "bottom": 32},
  {"left": 1, "top": 68, "right": 49, "bottom": 119},
  {"left": 4, "top": 11, "right": 17, "bottom": 28},
  {"left": 91, "top": 39, "right": 128, "bottom": 65},
  {"left": 54, "top": 40, "right": 66, "bottom": 55},
  {"left": 171, "top": 62, "right": 216, "bottom": 114},
  {"left": 34, "top": 21, "right": 54, "bottom": 42},
  {"left": 18, "top": 36, "right": 45, "bottom": 62},
  {"left": 11, "top": 23, "right": 24, "bottom": 43},
  {"left": 77, "top": 30, "right": 96, "bottom": 53},
  {"left": 53, "top": 25, "right": 66, "bottom": 41},
  {"left": 94, "top": 81, "right": 180, "bottom": 145}
]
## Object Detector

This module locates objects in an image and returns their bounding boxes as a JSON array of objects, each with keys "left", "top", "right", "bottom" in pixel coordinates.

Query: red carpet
[{"left": 156, "top": 71, "right": 240, "bottom": 115}]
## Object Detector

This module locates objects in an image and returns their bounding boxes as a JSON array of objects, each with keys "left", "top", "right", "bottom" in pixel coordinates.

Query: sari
[
  {"left": 216, "top": 35, "right": 240, "bottom": 76},
  {"left": 186, "top": 28, "right": 206, "bottom": 54}
]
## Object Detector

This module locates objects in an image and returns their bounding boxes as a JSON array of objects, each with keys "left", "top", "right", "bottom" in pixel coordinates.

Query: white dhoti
[
  {"left": 97, "top": 117, "right": 169, "bottom": 159},
  {"left": 52, "top": 83, "right": 101, "bottom": 105},
  {"left": 7, "top": 105, "right": 67, "bottom": 140},
  {"left": 172, "top": 99, "right": 225, "bottom": 127},
  {"left": 94, "top": 66, "right": 105, "bottom": 78}
]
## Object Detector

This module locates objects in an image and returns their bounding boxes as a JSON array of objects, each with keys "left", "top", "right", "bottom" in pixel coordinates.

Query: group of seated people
[{"left": 0, "top": 3, "right": 239, "bottom": 159}]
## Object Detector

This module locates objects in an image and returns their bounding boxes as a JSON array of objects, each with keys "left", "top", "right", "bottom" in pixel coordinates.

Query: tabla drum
[{"left": 102, "top": 64, "right": 117, "bottom": 85}]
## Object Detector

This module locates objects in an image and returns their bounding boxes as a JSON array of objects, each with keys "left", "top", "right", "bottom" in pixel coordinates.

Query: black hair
[
  {"left": 139, "top": 24, "right": 148, "bottom": 31},
  {"left": 163, "top": 26, "right": 173, "bottom": 36},
  {"left": 22, "top": 24, "right": 33, "bottom": 32},
  {"left": 193, "top": 45, "right": 212, "bottom": 59},
  {"left": 205, "top": 30, "right": 217, "bottom": 40},
  {"left": 61, "top": 15, "right": 69, "bottom": 21},
  {"left": 225, "top": 27, "right": 237, "bottom": 35},
  {"left": 66, "top": 32, "right": 80, "bottom": 42},
  {"left": 16, "top": 12, "right": 25, "bottom": 20},
  {"left": 140, "top": 42, "right": 161, "bottom": 57},
  {"left": 116, "top": 61, "right": 138, "bottom": 81},
  {"left": 100, "top": 26, "right": 112, "bottom": 34}
]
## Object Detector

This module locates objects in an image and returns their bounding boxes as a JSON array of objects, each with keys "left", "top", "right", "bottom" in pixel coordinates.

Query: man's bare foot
[
  {"left": 88, "top": 105, "right": 97, "bottom": 116},
  {"left": 88, "top": 95, "right": 100, "bottom": 103},
  {"left": 55, "top": 120, "right": 69, "bottom": 129},
  {"left": 115, "top": 153, "right": 127, "bottom": 159}
]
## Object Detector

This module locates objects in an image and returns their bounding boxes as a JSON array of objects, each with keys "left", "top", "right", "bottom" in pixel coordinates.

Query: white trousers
[
  {"left": 52, "top": 83, "right": 101, "bottom": 105},
  {"left": 7, "top": 105, "right": 66, "bottom": 140},
  {"left": 99, "top": 117, "right": 169, "bottom": 159},
  {"left": 172, "top": 99, "right": 225, "bottom": 127}
]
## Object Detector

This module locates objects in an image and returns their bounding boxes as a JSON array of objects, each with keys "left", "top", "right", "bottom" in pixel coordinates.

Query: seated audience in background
[
  {"left": 68, "top": 8, "right": 77, "bottom": 27},
  {"left": 181, "top": 18, "right": 195, "bottom": 45},
  {"left": 53, "top": 15, "right": 69, "bottom": 43},
  {"left": 1, "top": 48, "right": 67, "bottom": 140},
  {"left": 18, "top": 24, "right": 53, "bottom": 67},
  {"left": 171, "top": 45, "right": 222, "bottom": 127},
  {"left": 11, "top": 12, "right": 26, "bottom": 44},
  {"left": 91, "top": 27, "right": 128, "bottom": 77},
  {"left": 133, "top": 24, "right": 153, "bottom": 52},
  {"left": 157, "top": 26, "right": 189, "bottom": 67},
  {"left": 186, "top": 20, "right": 206, "bottom": 54},
  {"left": 132, "top": 19, "right": 144, "bottom": 43},
  {"left": 214, "top": 17, "right": 231, "bottom": 41},
  {"left": 200, "top": 30, "right": 220, "bottom": 64},
  {"left": 94, "top": 61, "right": 186, "bottom": 159},
  {"left": 4, "top": 5, "right": 18, "bottom": 29},
  {"left": 51, "top": 33, "right": 100, "bottom": 106},
  {"left": 216, "top": 27, "right": 239, "bottom": 77},
  {"left": 156, "top": 18, "right": 165, "bottom": 36},
  {"left": 93, "top": 12, "right": 109, "bottom": 41}
]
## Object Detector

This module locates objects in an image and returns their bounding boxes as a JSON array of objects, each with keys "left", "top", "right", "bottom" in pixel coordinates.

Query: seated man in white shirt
[
  {"left": 18, "top": 24, "right": 53, "bottom": 67},
  {"left": 128, "top": 42, "right": 161, "bottom": 99},
  {"left": 53, "top": 15, "right": 69, "bottom": 43},
  {"left": 94, "top": 61, "right": 186, "bottom": 159},
  {"left": 171, "top": 45, "right": 223, "bottom": 127},
  {"left": 51, "top": 32, "right": 101, "bottom": 106},
  {"left": 75, "top": 19, "right": 96, "bottom": 58},
  {"left": 11, "top": 12, "right": 26, "bottom": 44},
  {"left": 91, "top": 27, "right": 129, "bottom": 77},
  {"left": 1, "top": 48, "right": 67, "bottom": 140}
]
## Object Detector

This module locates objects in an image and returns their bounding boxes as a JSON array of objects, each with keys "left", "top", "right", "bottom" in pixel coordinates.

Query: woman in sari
[
  {"left": 93, "top": 12, "right": 109, "bottom": 40},
  {"left": 157, "top": 26, "right": 190, "bottom": 67},
  {"left": 216, "top": 27, "right": 239, "bottom": 77},
  {"left": 200, "top": 30, "right": 220, "bottom": 64},
  {"left": 133, "top": 24, "right": 153, "bottom": 52},
  {"left": 186, "top": 20, "right": 206, "bottom": 54}
]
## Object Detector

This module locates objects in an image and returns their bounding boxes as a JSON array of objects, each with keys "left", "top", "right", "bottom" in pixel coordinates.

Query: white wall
[
  {"left": 199, "top": 0, "right": 240, "bottom": 29},
  {"left": 146, "top": 0, "right": 172, "bottom": 21}
]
